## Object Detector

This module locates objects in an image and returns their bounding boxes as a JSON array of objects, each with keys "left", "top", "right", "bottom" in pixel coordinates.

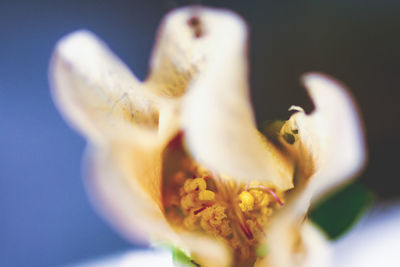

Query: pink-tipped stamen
[{"left": 248, "top": 185, "right": 284, "bottom": 206}]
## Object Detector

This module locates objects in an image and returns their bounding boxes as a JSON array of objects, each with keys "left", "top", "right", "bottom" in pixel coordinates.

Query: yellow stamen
[
  {"left": 180, "top": 192, "right": 197, "bottom": 211},
  {"left": 238, "top": 191, "right": 255, "bottom": 212},
  {"left": 200, "top": 204, "right": 232, "bottom": 237},
  {"left": 183, "top": 178, "right": 207, "bottom": 193}
]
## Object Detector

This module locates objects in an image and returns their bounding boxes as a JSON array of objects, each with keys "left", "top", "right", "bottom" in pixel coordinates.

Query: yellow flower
[{"left": 50, "top": 6, "right": 366, "bottom": 267}]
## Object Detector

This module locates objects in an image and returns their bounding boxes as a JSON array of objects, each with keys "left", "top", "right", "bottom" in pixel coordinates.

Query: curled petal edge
[{"left": 265, "top": 73, "right": 366, "bottom": 267}]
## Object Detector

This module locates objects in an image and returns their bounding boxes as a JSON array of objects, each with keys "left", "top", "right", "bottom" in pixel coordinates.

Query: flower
[{"left": 50, "top": 6, "right": 366, "bottom": 267}]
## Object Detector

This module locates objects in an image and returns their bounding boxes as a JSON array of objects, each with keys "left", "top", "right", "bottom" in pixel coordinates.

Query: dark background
[{"left": 1, "top": 0, "right": 399, "bottom": 266}]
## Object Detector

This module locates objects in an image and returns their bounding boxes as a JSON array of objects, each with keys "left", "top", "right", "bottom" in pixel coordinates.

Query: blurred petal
[
  {"left": 282, "top": 73, "right": 366, "bottom": 213},
  {"left": 116, "top": 250, "right": 173, "bottom": 267},
  {"left": 181, "top": 9, "right": 294, "bottom": 190},
  {"left": 333, "top": 204, "right": 400, "bottom": 267},
  {"left": 146, "top": 7, "right": 205, "bottom": 97},
  {"left": 262, "top": 73, "right": 365, "bottom": 266},
  {"left": 71, "top": 249, "right": 173, "bottom": 267},
  {"left": 84, "top": 144, "right": 176, "bottom": 244},
  {"left": 178, "top": 233, "right": 231, "bottom": 267},
  {"left": 50, "top": 31, "right": 160, "bottom": 144},
  {"left": 300, "top": 221, "right": 332, "bottom": 267},
  {"left": 259, "top": 220, "right": 331, "bottom": 267}
]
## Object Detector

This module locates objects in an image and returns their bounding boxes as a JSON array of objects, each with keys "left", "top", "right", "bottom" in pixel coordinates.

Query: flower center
[{"left": 162, "top": 133, "right": 286, "bottom": 264}]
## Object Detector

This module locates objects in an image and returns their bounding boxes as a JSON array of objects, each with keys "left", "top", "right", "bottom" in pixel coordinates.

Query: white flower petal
[
  {"left": 259, "top": 219, "right": 331, "bottom": 267},
  {"left": 84, "top": 144, "right": 177, "bottom": 245},
  {"left": 50, "top": 30, "right": 160, "bottom": 144},
  {"left": 146, "top": 7, "right": 206, "bottom": 97},
  {"left": 333, "top": 204, "right": 400, "bottom": 267},
  {"left": 71, "top": 249, "right": 173, "bottom": 267},
  {"left": 263, "top": 73, "right": 365, "bottom": 267},
  {"left": 178, "top": 233, "right": 231, "bottom": 267},
  {"left": 289, "top": 73, "right": 366, "bottom": 206},
  {"left": 181, "top": 9, "right": 294, "bottom": 190}
]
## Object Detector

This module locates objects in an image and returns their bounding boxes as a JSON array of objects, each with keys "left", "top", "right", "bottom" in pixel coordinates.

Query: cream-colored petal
[
  {"left": 284, "top": 73, "right": 366, "bottom": 206},
  {"left": 84, "top": 143, "right": 178, "bottom": 244},
  {"left": 180, "top": 8, "right": 293, "bottom": 190},
  {"left": 258, "top": 218, "right": 331, "bottom": 267},
  {"left": 300, "top": 221, "right": 332, "bottom": 267},
  {"left": 178, "top": 233, "right": 232, "bottom": 267},
  {"left": 145, "top": 7, "right": 213, "bottom": 97},
  {"left": 261, "top": 73, "right": 365, "bottom": 267},
  {"left": 50, "top": 30, "right": 160, "bottom": 144}
]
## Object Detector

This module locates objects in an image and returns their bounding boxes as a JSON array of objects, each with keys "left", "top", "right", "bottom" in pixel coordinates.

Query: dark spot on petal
[{"left": 187, "top": 16, "right": 203, "bottom": 38}]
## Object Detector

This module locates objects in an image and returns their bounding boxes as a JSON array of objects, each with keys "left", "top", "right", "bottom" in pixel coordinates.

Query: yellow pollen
[
  {"left": 180, "top": 192, "right": 197, "bottom": 211},
  {"left": 261, "top": 207, "right": 273, "bottom": 216},
  {"left": 199, "top": 190, "right": 215, "bottom": 201},
  {"left": 183, "top": 177, "right": 207, "bottom": 193},
  {"left": 249, "top": 189, "right": 269, "bottom": 207},
  {"left": 239, "top": 191, "right": 255, "bottom": 212},
  {"left": 200, "top": 204, "right": 232, "bottom": 237}
]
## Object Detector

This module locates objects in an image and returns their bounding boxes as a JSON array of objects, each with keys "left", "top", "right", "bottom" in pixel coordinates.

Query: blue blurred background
[{"left": 1, "top": 0, "right": 399, "bottom": 266}]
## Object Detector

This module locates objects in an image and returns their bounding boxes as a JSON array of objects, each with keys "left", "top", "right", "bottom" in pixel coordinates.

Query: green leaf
[{"left": 310, "top": 182, "right": 374, "bottom": 240}]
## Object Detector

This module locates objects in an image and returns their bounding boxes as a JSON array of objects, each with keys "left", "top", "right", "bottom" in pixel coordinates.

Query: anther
[{"left": 248, "top": 185, "right": 284, "bottom": 206}]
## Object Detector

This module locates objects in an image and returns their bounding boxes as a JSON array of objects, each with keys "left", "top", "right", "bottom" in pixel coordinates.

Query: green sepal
[{"left": 171, "top": 246, "right": 199, "bottom": 267}]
